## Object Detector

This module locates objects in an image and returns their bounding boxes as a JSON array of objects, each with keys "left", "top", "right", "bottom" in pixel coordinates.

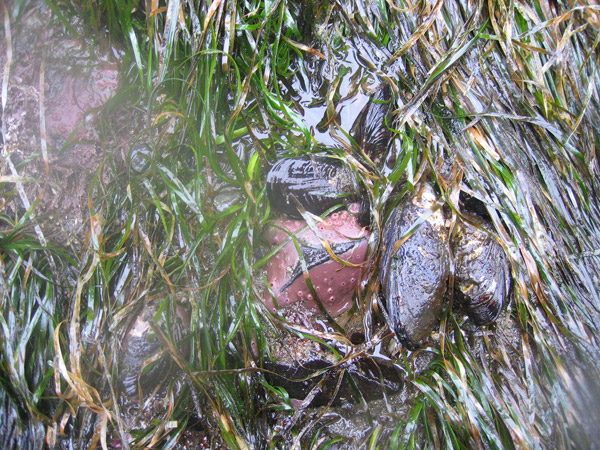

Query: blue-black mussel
[
  {"left": 118, "top": 300, "right": 189, "bottom": 399},
  {"left": 452, "top": 213, "right": 512, "bottom": 326},
  {"left": 266, "top": 155, "right": 370, "bottom": 226},
  {"left": 379, "top": 183, "right": 450, "bottom": 350},
  {"left": 379, "top": 183, "right": 512, "bottom": 349}
]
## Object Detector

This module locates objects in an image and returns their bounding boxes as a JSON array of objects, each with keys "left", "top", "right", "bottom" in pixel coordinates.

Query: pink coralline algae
[{"left": 263, "top": 210, "right": 370, "bottom": 317}]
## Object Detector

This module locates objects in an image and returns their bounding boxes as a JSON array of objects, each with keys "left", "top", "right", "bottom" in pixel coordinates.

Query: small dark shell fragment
[
  {"left": 380, "top": 187, "right": 449, "bottom": 350},
  {"left": 129, "top": 143, "right": 153, "bottom": 173},
  {"left": 452, "top": 217, "right": 511, "bottom": 326},
  {"left": 267, "top": 156, "right": 362, "bottom": 219},
  {"left": 351, "top": 86, "right": 394, "bottom": 159},
  {"left": 118, "top": 303, "right": 189, "bottom": 397}
]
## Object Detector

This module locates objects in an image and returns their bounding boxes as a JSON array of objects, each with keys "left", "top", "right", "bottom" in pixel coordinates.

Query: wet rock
[
  {"left": 452, "top": 215, "right": 511, "bottom": 326},
  {"left": 0, "top": 0, "right": 122, "bottom": 250},
  {"left": 379, "top": 183, "right": 450, "bottom": 350},
  {"left": 264, "top": 332, "right": 402, "bottom": 407},
  {"left": 263, "top": 212, "right": 370, "bottom": 317},
  {"left": 267, "top": 156, "right": 364, "bottom": 220},
  {"left": 45, "top": 61, "right": 119, "bottom": 145}
]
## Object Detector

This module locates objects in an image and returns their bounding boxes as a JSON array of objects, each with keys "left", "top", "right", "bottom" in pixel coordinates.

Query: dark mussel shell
[
  {"left": 351, "top": 86, "right": 394, "bottom": 160},
  {"left": 452, "top": 216, "right": 511, "bottom": 326},
  {"left": 380, "top": 188, "right": 450, "bottom": 350},
  {"left": 267, "top": 156, "right": 365, "bottom": 220},
  {"left": 118, "top": 302, "right": 189, "bottom": 398}
]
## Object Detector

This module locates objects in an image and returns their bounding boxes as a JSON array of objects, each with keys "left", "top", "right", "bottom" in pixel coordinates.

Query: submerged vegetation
[{"left": 1, "top": 0, "right": 600, "bottom": 448}]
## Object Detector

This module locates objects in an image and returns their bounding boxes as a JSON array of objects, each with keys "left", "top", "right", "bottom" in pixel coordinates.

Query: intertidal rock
[
  {"left": 379, "top": 183, "right": 450, "bottom": 350},
  {"left": 263, "top": 211, "right": 370, "bottom": 317}
]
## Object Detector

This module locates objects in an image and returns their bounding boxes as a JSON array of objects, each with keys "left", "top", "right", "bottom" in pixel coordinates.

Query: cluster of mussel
[
  {"left": 114, "top": 158, "right": 514, "bottom": 427},
  {"left": 113, "top": 96, "right": 513, "bottom": 443},
  {"left": 263, "top": 154, "right": 512, "bottom": 350}
]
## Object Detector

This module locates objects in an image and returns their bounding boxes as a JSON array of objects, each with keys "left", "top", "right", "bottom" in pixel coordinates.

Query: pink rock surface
[
  {"left": 263, "top": 211, "right": 370, "bottom": 317},
  {"left": 46, "top": 62, "right": 119, "bottom": 141}
]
